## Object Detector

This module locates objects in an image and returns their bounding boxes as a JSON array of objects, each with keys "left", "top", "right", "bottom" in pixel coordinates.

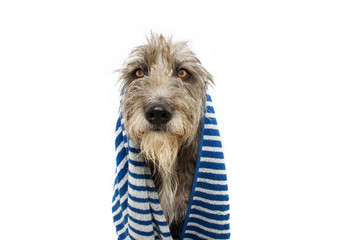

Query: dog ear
[
  {"left": 206, "top": 71, "right": 215, "bottom": 86},
  {"left": 195, "top": 62, "right": 214, "bottom": 87}
]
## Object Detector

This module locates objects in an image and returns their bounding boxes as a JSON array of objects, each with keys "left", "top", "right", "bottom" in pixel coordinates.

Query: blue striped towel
[{"left": 112, "top": 89, "right": 230, "bottom": 239}]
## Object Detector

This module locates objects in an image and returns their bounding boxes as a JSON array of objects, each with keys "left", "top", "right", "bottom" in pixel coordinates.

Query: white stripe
[
  {"left": 202, "top": 146, "right": 223, "bottom": 152},
  {"left": 203, "top": 135, "right": 221, "bottom": 141},
  {"left": 128, "top": 220, "right": 151, "bottom": 240},
  {"left": 195, "top": 187, "right": 228, "bottom": 196},
  {"left": 122, "top": 129, "right": 128, "bottom": 137},
  {"left": 112, "top": 194, "right": 120, "bottom": 207},
  {"left": 197, "top": 177, "right": 227, "bottom": 185},
  {"left": 127, "top": 188, "right": 157, "bottom": 200},
  {"left": 193, "top": 196, "right": 229, "bottom": 205},
  {"left": 112, "top": 200, "right": 122, "bottom": 216},
  {"left": 198, "top": 168, "right": 227, "bottom": 175},
  {"left": 205, "top": 101, "right": 213, "bottom": 107},
  {"left": 128, "top": 215, "right": 153, "bottom": 233},
  {"left": 113, "top": 201, "right": 129, "bottom": 229},
  {"left": 128, "top": 164, "right": 148, "bottom": 173},
  {"left": 113, "top": 209, "right": 127, "bottom": 226},
  {"left": 205, "top": 112, "right": 216, "bottom": 118},
  {"left": 191, "top": 205, "right": 230, "bottom": 216},
  {"left": 189, "top": 213, "right": 229, "bottom": 225},
  {"left": 149, "top": 210, "right": 172, "bottom": 238},
  {"left": 128, "top": 174, "right": 148, "bottom": 187},
  {"left": 200, "top": 157, "right": 225, "bottom": 163},
  {"left": 129, "top": 140, "right": 140, "bottom": 149},
  {"left": 112, "top": 188, "right": 128, "bottom": 207},
  {"left": 128, "top": 152, "right": 143, "bottom": 162},
  {"left": 112, "top": 172, "right": 128, "bottom": 196},
  {"left": 187, "top": 222, "right": 230, "bottom": 234},
  {"left": 127, "top": 206, "right": 153, "bottom": 221},
  {"left": 183, "top": 230, "right": 209, "bottom": 240},
  {"left": 115, "top": 127, "right": 122, "bottom": 138},
  {"left": 113, "top": 179, "right": 127, "bottom": 204},
  {"left": 116, "top": 222, "right": 129, "bottom": 238},
  {"left": 204, "top": 123, "right": 218, "bottom": 129},
  {"left": 146, "top": 185, "right": 160, "bottom": 200},
  {"left": 115, "top": 155, "right": 127, "bottom": 175},
  {"left": 126, "top": 204, "right": 165, "bottom": 220},
  {"left": 115, "top": 141, "right": 124, "bottom": 155}
]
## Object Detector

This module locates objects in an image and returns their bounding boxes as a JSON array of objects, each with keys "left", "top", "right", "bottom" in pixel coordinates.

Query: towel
[{"left": 112, "top": 89, "right": 230, "bottom": 240}]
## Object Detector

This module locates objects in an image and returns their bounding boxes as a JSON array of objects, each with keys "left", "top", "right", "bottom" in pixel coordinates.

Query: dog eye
[
  {"left": 177, "top": 69, "right": 188, "bottom": 79},
  {"left": 134, "top": 69, "right": 145, "bottom": 78}
]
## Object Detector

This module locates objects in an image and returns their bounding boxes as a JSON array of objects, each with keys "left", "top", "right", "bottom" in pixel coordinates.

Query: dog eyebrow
[{"left": 126, "top": 60, "right": 148, "bottom": 72}]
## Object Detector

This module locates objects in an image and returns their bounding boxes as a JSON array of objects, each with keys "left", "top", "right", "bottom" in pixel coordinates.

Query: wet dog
[{"left": 118, "top": 33, "right": 213, "bottom": 238}]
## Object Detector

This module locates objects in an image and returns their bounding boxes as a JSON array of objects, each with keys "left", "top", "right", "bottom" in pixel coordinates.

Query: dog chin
[{"left": 140, "top": 131, "right": 180, "bottom": 175}]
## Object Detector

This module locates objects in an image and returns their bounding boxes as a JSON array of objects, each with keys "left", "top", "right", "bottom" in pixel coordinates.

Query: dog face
[{"left": 119, "top": 34, "right": 213, "bottom": 172}]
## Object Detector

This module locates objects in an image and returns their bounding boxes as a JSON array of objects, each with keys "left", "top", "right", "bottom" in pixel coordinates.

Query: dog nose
[{"left": 145, "top": 103, "right": 173, "bottom": 125}]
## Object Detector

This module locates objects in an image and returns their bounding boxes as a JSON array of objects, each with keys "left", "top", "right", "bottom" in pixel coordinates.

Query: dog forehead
[{"left": 129, "top": 39, "right": 196, "bottom": 69}]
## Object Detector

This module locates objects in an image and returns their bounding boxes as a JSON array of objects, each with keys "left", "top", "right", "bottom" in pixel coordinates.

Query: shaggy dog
[{"left": 118, "top": 33, "right": 213, "bottom": 238}]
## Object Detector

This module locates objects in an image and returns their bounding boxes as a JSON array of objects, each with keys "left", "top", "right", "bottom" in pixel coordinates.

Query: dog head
[{"left": 118, "top": 33, "right": 213, "bottom": 172}]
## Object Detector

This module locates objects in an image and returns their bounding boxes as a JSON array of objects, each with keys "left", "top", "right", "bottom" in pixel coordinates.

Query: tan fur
[{"left": 118, "top": 33, "right": 213, "bottom": 238}]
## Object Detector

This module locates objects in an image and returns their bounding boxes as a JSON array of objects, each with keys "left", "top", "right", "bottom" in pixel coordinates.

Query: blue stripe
[
  {"left": 113, "top": 210, "right": 128, "bottom": 228},
  {"left": 119, "top": 179, "right": 128, "bottom": 196},
  {"left": 118, "top": 230, "right": 128, "bottom": 240},
  {"left": 112, "top": 188, "right": 120, "bottom": 203},
  {"left": 159, "top": 230, "right": 172, "bottom": 237},
  {"left": 114, "top": 216, "right": 128, "bottom": 232},
  {"left": 186, "top": 225, "right": 230, "bottom": 239},
  {"left": 128, "top": 193, "right": 159, "bottom": 204},
  {"left": 115, "top": 137, "right": 124, "bottom": 151},
  {"left": 129, "top": 146, "right": 141, "bottom": 154},
  {"left": 156, "top": 219, "right": 169, "bottom": 226},
  {"left": 200, "top": 161, "right": 226, "bottom": 170},
  {"left": 203, "top": 139, "right": 222, "bottom": 147},
  {"left": 201, "top": 150, "right": 224, "bottom": 159},
  {"left": 112, "top": 199, "right": 128, "bottom": 221},
  {"left": 128, "top": 214, "right": 152, "bottom": 226},
  {"left": 115, "top": 148, "right": 127, "bottom": 165},
  {"left": 192, "top": 200, "right": 230, "bottom": 212},
  {"left": 128, "top": 204, "right": 151, "bottom": 215},
  {"left": 129, "top": 171, "right": 152, "bottom": 180},
  {"left": 206, "top": 105, "right": 215, "bottom": 114},
  {"left": 149, "top": 207, "right": 164, "bottom": 216},
  {"left": 115, "top": 116, "right": 122, "bottom": 131},
  {"left": 127, "top": 204, "right": 163, "bottom": 216},
  {"left": 194, "top": 190, "right": 229, "bottom": 202},
  {"left": 188, "top": 216, "right": 230, "bottom": 230},
  {"left": 197, "top": 172, "right": 228, "bottom": 181},
  {"left": 203, "top": 128, "right": 220, "bottom": 136},
  {"left": 128, "top": 159, "right": 146, "bottom": 167},
  {"left": 196, "top": 180, "right": 228, "bottom": 192},
  {"left": 128, "top": 224, "right": 153, "bottom": 236},
  {"left": 128, "top": 182, "right": 157, "bottom": 192},
  {"left": 184, "top": 232, "right": 207, "bottom": 240},
  {"left": 190, "top": 208, "right": 230, "bottom": 221}
]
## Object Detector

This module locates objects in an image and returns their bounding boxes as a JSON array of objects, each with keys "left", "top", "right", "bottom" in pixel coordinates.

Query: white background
[{"left": 0, "top": 0, "right": 359, "bottom": 239}]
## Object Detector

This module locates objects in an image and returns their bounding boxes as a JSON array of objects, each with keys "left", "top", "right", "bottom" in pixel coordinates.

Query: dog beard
[{"left": 140, "top": 131, "right": 180, "bottom": 176}]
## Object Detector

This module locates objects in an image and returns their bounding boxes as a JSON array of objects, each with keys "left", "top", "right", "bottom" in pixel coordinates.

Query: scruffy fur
[{"left": 118, "top": 33, "right": 213, "bottom": 238}]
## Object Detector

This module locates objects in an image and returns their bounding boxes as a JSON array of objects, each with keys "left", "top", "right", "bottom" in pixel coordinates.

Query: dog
[{"left": 118, "top": 33, "right": 213, "bottom": 238}]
